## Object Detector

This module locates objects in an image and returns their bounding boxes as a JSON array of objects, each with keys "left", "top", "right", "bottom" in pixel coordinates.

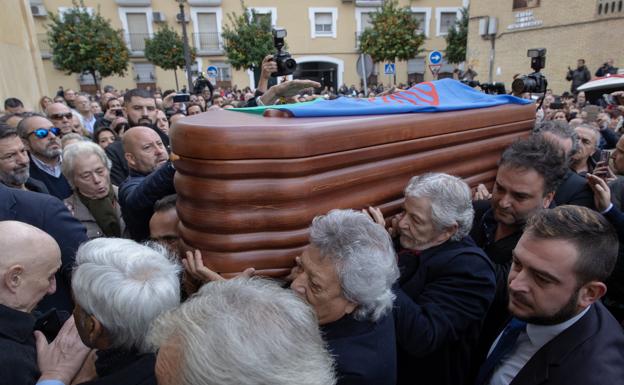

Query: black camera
[
  {"left": 271, "top": 28, "right": 297, "bottom": 77},
  {"left": 479, "top": 82, "right": 507, "bottom": 95},
  {"left": 511, "top": 48, "right": 548, "bottom": 95},
  {"left": 192, "top": 72, "right": 214, "bottom": 100},
  {"left": 173, "top": 93, "right": 190, "bottom": 103}
]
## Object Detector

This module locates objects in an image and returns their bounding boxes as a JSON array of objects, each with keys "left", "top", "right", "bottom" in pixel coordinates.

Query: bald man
[
  {"left": 0, "top": 221, "right": 61, "bottom": 385},
  {"left": 0, "top": 183, "right": 87, "bottom": 313},
  {"left": 45, "top": 102, "right": 74, "bottom": 136},
  {"left": 119, "top": 126, "right": 175, "bottom": 241}
]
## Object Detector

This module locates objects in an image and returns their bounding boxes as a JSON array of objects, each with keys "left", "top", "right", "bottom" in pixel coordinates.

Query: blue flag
[{"left": 265, "top": 79, "right": 531, "bottom": 117}]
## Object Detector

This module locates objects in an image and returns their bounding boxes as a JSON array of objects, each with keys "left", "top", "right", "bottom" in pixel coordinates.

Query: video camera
[
  {"left": 192, "top": 72, "right": 214, "bottom": 99},
  {"left": 511, "top": 48, "right": 548, "bottom": 95},
  {"left": 271, "top": 28, "right": 297, "bottom": 77}
]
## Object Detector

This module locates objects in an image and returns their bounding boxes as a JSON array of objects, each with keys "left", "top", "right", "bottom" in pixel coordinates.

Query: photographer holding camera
[
  {"left": 595, "top": 58, "right": 618, "bottom": 77},
  {"left": 566, "top": 59, "right": 591, "bottom": 95},
  {"left": 247, "top": 28, "right": 320, "bottom": 107}
]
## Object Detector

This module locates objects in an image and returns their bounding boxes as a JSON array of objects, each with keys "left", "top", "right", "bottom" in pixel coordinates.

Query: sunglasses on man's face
[
  {"left": 49, "top": 112, "right": 73, "bottom": 120},
  {"left": 29, "top": 127, "right": 61, "bottom": 139}
]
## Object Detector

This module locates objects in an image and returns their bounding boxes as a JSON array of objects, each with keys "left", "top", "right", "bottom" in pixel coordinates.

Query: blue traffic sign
[
  {"left": 428, "top": 51, "right": 443, "bottom": 65},
  {"left": 206, "top": 66, "right": 218, "bottom": 77},
  {"left": 384, "top": 63, "right": 396, "bottom": 75}
]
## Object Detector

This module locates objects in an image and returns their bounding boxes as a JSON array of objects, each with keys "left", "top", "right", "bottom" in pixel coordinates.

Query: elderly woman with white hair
[
  {"left": 367, "top": 173, "right": 496, "bottom": 385},
  {"left": 70, "top": 238, "right": 181, "bottom": 384},
  {"left": 182, "top": 209, "right": 399, "bottom": 384},
  {"left": 290, "top": 209, "right": 400, "bottom": 385},
  {"left": 62, "top": 141, "right": 125, "bottom": 239},
  {"left": 149, "top": 278, "right": 336, "bottom": 385}
]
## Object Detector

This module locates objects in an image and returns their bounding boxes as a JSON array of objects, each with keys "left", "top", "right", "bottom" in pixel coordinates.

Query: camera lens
[{"left": 284, "top": 58, "right": 297, "bottom": 70}]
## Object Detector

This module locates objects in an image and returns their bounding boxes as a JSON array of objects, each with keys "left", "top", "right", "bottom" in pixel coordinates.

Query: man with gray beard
[
  {"left": 0, "top": 124, "right": 48, "bottom": 193},
  {"left": 16, "top": 115, "right": 72, "bottom": 199}
]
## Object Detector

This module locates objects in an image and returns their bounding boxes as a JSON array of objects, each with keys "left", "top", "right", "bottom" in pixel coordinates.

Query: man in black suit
[
  {"left": 16, "top": 115, "right": 72, "bottom": 200},
  {"left": 0, "top": 183, "right": 87, "bottom": 312},
  {"left": 471, "top": 137, "right": 568, "bottom": 362},
  {"left": 476, "top": 206, "right": 624, "bottom": 385}
]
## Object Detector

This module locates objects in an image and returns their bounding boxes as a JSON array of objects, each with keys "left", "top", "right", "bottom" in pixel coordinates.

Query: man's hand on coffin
[
  {"left": 183, "top": 249, "right": 256, "bottom": 283},
  {"left": 473, "top": 183, "right": 492, "bottom": 201},
  {"left": 259, "top": 79, "right": 321, "bottom": 106},
  {"left": 363, "top": 206, "right": 400, "bottom": 238}
]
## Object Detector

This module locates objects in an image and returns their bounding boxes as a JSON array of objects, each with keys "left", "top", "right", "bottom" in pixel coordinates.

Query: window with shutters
[
  {"left": 410, "top": 8, "right": 431, "bottom": 37},
  {"left": 118, "top": 8, "right": 153, "bottom": 54},
  {"left": 309, "top": 8, "right": 338, "bottom": 38},
  {"left": 191, "top": 7, "right": 223, "bottom": 54},
  {"left": 435, "top": 8, "right": 460, "bottom": 36}
]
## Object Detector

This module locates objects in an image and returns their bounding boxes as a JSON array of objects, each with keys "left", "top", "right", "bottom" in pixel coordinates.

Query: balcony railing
[
  {"left": 192, "top": 32, "right": 223, "bottom": 54},
  {"left": 125, "top": 33, "right": 152, "bottom": 54},
  {"left": 37, "top": 33, "right": 51, "bottom": 58}
]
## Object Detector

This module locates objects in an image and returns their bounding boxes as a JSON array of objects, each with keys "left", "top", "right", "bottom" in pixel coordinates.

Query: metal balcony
[
  {"left": 192, "top": 32, "right": 223, "bottom": 55},
  {"left": 125, "top": 33, "right": 152, "bottom": 55}
]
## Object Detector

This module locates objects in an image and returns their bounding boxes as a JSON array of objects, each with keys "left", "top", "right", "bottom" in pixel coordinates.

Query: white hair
[
  {"left": 61, "top": 141, "right": 111, "bottom": 188},
  {"left": 309, "top": 209, "right": 399, "bottom": 322},
  {"left": 404, "top": 173, "right": 474, "bottom": 241},
  {"left": 148, "top": 278, "right": 336, "bottom": 385},
  {"left": 72, "top": 238, "right": 180, "bottom": 353}
]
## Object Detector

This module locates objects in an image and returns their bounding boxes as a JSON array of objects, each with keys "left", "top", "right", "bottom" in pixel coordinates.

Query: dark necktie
[{"left": 475, "top": 318, "right": 527, "bottom": 385}]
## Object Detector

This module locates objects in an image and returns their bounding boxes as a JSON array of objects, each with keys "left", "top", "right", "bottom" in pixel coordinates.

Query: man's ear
[
  {"left": 4, "top": 265, "right": 24, "bottom": 293},
  {"left": 124, "top": 152, "right": 136, "bottom": 169},
  {"left": 542, "top": 191, "right": 555, "bottom": 208},
  {"left": 89, "top": 317, "right": 112, "bottom": 350},
  {"left": 578, "top": 281, "right": 607, "bottom": 308},
  {"left": 434, "top": 223, "right": 458, "bottom": 246}
]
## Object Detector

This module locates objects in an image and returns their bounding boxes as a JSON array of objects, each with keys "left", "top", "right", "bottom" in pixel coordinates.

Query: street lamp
[{"left": 176, "top": 0, "right": 193, "bottom": 92}]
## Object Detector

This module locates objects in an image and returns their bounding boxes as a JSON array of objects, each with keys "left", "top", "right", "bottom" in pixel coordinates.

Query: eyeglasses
[
  {"left": 28, "top": 127, "right": 61, "bottom": 139},
  {"left": 49, "top": 112, "right": 73, "bottom": 120}
]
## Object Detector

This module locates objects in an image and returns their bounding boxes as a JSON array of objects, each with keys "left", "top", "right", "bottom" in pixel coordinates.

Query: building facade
[
  {"left": 1, "top": 1, "right": 49, "bottom": 111},
  {"left": 25, "top": 0, "right": 467, "bottom": 98},
  {"left": 467, "top": 0, "right": 624, "bottom": 94}
]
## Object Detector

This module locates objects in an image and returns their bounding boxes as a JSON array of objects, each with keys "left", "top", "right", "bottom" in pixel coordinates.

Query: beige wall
[
  {"left": 467, "top": 0, "right": 624, "bottom": 94},
  {"left": 0, "top": 0, "right": 48, "bottom": 112},
  {"left": 28, "top": 0, "right": 466, "bottom": 96}
]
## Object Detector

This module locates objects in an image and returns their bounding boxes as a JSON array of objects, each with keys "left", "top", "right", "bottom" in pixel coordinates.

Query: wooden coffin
[{"left": 171, "top": 104, "right": 535, "bottom": 276}]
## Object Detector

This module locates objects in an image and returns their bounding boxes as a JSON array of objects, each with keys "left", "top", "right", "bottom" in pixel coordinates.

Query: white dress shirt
[{"left": 488, "top": 305, "right": 591, "bottom": 385}]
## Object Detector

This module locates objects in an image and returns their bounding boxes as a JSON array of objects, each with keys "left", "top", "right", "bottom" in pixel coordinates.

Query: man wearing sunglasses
[
  {"left": 0, "top": 124, "right": 48, "bottom": 193},
  {"left": 46, "top": 103, "right": 75, "bottom": 137},
  {"left": 16, "top": 114, "right": 72, "bottom": 200}
]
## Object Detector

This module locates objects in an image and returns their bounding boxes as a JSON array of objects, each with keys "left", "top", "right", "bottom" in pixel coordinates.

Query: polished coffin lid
[{"left": 171, "top": 104, "right": 535, "bottom": 276}]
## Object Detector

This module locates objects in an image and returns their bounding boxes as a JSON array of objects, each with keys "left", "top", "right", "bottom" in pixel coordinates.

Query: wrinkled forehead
[
  {"left": 127, "top": 96, "right": 156, "bottom": 107},
  {"left": 47, "top": 103, "right": 71, "bottom": 115},
  {"left": 575, "top": 127, "right": 598, "bottom": 143},
  {"left": 0, "top": 134, "right": 24, "bottom": 154},
  {"left": 26, "top": 117, "right": 54, "bottom": 131}
]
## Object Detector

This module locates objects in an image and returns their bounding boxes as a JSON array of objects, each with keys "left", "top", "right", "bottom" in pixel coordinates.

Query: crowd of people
[{"left": 0, "top": 54, "right": 624, "bottom": 385}]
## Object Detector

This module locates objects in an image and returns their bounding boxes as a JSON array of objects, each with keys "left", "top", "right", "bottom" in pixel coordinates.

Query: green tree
[
  {"left": 358, "top": 0, "right": 425, "bottom": 84},
  {"left": 47, "top": 0, "right": 129, "bottom": 91},
  {"left": 222, "top": 1, "right": 273, "bottom": 84},
  {"left": 145, "top": 25, "right": 196, "bottom": 90},
  {"left": 445, "top": 7, "right": 468, "bottom": 64}
]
